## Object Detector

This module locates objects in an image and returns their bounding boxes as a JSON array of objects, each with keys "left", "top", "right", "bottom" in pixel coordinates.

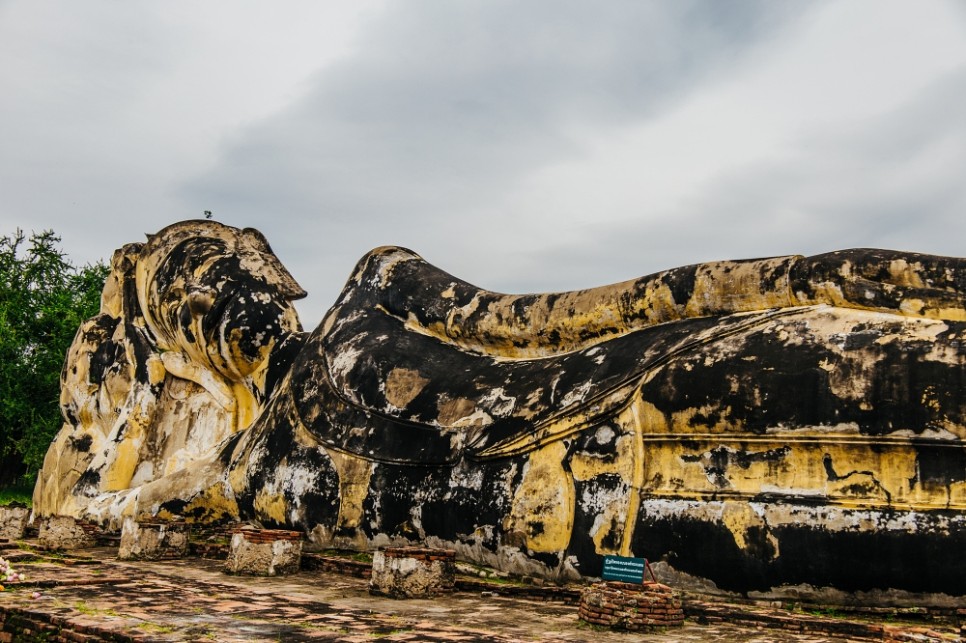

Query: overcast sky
[{"left": 3, "top": 1, "right": 966, "bottom": 327}]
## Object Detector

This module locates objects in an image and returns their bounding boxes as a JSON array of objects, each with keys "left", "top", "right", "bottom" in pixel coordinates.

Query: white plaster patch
[
  {"left": 130, "top": 461, "right": 155, "bottom": 488},
  {"left": 595, "top": 425, "right": 616, "bottom": 445},
  {"left": 558, "top": 381, "right": 592, "bottom": 408},
  {"left": 480, "top": 387, "right": 516, "bottom": 417},
  {"left": 764, "top": 422, "right": 861, "bottom": 435},
  {"left": 579, "top": 482, "right": 626, "bottom": 516},
  {"left": 447, "top": 462, "right": 484, "bottom": 493},
  {"left": 638, "top": 498, "right": 961, "bottom": 538},
  {"left": 328, "top": 343, "right": 365, "bottom": 382}
]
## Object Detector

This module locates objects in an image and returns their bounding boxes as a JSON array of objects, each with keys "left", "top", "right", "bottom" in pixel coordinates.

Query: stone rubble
[{"left": 578, "top": 580, "right": 685, "bottom": 631}]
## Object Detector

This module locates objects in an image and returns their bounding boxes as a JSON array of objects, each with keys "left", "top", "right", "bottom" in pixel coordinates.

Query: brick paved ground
[{"left": 0, "top": 542, "right": 961, "bottom": 642}]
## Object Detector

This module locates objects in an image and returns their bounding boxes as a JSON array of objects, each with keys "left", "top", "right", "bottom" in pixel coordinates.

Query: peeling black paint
[
  {"left": 569, "top": 472, "right": 629, "bottom": 575},
  {"left": 73, "top": 470, "right": 100, "bottom": 497},
  {"left": 230, "top": 388, "right": 341, "bottom": 529},
  {"left": 633, "top": 509, "right": 966, "bottom": 594},
  {"left": 68, "top": 435, "right": 93, "bottom": 453},
  {"left": 910, "top": 444, "right": 966, "bottom": 491}
]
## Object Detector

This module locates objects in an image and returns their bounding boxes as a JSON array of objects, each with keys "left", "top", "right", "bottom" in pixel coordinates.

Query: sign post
[{"left": 601, "top": 555, "right": 650, "bottom": 584}]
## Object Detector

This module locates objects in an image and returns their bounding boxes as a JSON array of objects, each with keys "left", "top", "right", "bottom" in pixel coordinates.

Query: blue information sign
[{"left": 601, "top": 555, "right": 647, "bottom": 583}]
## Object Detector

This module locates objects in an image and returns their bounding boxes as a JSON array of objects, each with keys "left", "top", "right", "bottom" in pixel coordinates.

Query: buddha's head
[{"left": 135, "top": 220, "right": 306, "bottom": 401}]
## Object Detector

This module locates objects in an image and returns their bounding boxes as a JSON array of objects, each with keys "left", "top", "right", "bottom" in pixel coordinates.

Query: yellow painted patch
[
  {"left": 436, "top": 396, "right": 478, "bottom": 427},
  {"left": 181, "top": 483, "right": 240, "bottom": 523},
  {"left": 669, "top": 405, "right": 742, "bottom": 435},
  {"left": 685, "top": 260, "right": 795, "bottom": 318},
  {"left": 632, "top": 429, "right": 965, "bottom": 511},
  {"left": 935, "top": 307, "right": 966, "bottom": 322},
  {"left": 328, "top": 450, "right": 374, "bottom": 538},
  {"left": 385, "top": 368, "right": 429, "bottom": 409},
  {"left": 231, "top": 382, "right": 258, "bottom": 431},
  {"left": 721, "top": 502, "right": 779, "bottom": 559},
  {"left": 103, "top": 433, "right": 141, "bottom": 491},
  {"left": 254, "top": 490, "right": 288, "bottom": 525},
  {"left": 899, "top": 298, "right": 926, "bottom": 316},
  {"left": 888, "top": 259, "right": 926, "bottom": 288},
  {"left": 506, "top": 441, "right": 574, "bottom": 553}
]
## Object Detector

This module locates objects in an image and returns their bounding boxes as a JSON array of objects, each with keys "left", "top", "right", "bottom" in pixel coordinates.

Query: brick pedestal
[
  {"left": 37, "top": 515, "right": 98, "bottom": 550},
  {"left": 118, "top": 518, "right": 189, "bottom": 560},
  {"left": 0, "top": 504, "right": 30, "bottom": 540},
  {"left": 224, "top": 528, "right": 302, "bottom": 576},
  {"left": 369, "top": 547, "right": 455, "bottom": 599},
  {"left": 579, "top": 581, "right": 684, "bottom": 631}
]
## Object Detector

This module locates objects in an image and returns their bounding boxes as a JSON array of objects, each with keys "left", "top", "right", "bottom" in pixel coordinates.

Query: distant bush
[{"left": 0, "top": 229, "right": 107, "bottom": 487}]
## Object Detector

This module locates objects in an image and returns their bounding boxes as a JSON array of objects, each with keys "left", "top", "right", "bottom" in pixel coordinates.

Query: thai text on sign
[{"left": 601, "top": 555, "right": 647, "bottom": 583}]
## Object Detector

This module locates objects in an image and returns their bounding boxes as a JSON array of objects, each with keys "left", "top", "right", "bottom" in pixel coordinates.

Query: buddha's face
[{"left": 136, "top": 220, "right": 305, "bottom": 389}]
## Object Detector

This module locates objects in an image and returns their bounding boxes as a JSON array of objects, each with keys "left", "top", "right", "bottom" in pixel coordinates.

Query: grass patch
[
  {"left": 0, "top": 485, "right": 32, "bottom": 506},
  {"left": 475, "top": 574, "right": 527, "bottom": 587},
  {"left": 134, "top": 622, "right": 177, "bottom": 634},
  {"left": 802, "top": 607, "right": 848, "bottom": 619},
  {"left": 320, "top": 549, "right": 372, "bottom": 563},
  {"left": 73, "top": 601, "right": 119, "bottom": 617},
  {"left": 367, "top": 630, "right": 413, "bottom": 639},
  {"left": 576, "top": 620, "right": 612, "bottom": 632}
]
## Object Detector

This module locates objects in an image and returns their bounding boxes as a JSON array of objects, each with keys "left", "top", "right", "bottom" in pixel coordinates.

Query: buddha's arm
[{"left": 365, "top": 247, "right": 966, "bottom": 359}]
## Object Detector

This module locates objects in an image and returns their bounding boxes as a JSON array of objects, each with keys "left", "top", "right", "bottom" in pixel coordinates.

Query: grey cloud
[
  {"left": 190, "top": 1, "right": 807, "bottom": 215},
  {"left": 0, "top": 0, "right": 958, "bottom": 332},
  {"left": 539, "top": 64, "right": 966, "bottom": 287},
  {"left": 0, "top": 3, "right": 202, "bottom": 260},
  {"left": 182, "top": 0, "right": 813, "bottom": 318}
]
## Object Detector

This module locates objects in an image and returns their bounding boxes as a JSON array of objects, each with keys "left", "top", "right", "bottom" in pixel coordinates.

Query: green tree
[{"left": 0, "top": 229, "right": 107, "bottom": 486}]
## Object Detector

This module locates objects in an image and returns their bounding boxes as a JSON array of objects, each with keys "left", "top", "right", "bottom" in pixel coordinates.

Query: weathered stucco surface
[
  {"left": 369, "top": 548, "right": 456, "bottom": 598},
  {"left": 0, "top": 505, "right": 30, "bottom": 540},
  {"left": 224, "top": 530, "right": 303, "bottom": 576},
  {"left": 117, "top": 518, "right": 189, "bottom": 560},
  {"left": 34, "top": 220, "right": 966, "bottom": 600},
  {"left": 37, "top": 515, "right": 97, "bottom": 550}
]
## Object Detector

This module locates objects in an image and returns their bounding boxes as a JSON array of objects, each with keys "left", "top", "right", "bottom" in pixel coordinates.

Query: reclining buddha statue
[{"left": 34, "top": 220, "right": 966, "bottom": 600}]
